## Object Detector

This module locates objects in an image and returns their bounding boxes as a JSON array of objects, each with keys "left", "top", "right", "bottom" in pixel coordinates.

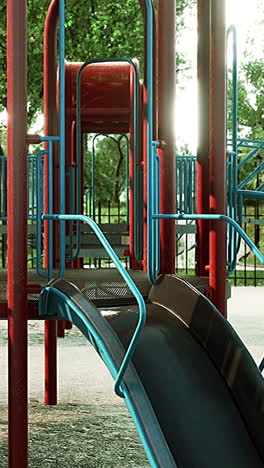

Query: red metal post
[
  {"left": 7, "top": 1, "right": 28, "bottom": 467},
  {"left": 196, "top": 0, "right": 210, "bottom": 277},
  {"left": 157, "top": 0, "right": 176, "bottom": 274},
  {"left": 43, "top": 0, "right": 59, "bottom": 405},
  {"left": 142, "top": 83, "right": 148, "bottom": 270},
  {"left": 209, "top": 0, "right": 227, "bottom": 316}
]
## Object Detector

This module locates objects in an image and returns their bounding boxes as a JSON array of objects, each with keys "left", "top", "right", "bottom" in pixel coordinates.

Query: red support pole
[
  {"left": 209, "top": 0, "right": 227, "bottom": 316},
  {"left": 7, "top": 1, "right": 28, "bottom": 467},
  {"left": 157, "top": 0, "right": 176, "bottom": 274},
  {"left": 196, "top": 0, "right": 210, "bottom": 277},
  {"left": 142, "top": 84, "right": 148, "bottom": 270},
  {"left": 43, "top": 0, "right": 59, "bottom": 405}
]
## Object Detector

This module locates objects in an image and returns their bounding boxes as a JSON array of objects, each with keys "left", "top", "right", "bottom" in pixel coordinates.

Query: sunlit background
[
  {"left": 0, "top": 1, "right": 263, "bottom": 154},
  {"left": 176, "top": 0, "right": 262, "bottom": 153}
]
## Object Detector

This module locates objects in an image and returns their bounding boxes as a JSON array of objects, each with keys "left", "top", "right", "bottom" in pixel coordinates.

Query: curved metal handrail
[{"left": 43, "top": 212, "right": 146, "bottom": 398}]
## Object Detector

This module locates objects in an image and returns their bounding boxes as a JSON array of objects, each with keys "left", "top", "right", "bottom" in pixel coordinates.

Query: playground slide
[{"left": 40, "top": 275, "right": 264, "bottom": 468}]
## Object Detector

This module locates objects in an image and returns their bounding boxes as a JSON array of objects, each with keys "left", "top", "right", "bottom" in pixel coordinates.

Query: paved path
[{"left": 228, "top": 286, "right": 264, "bottom": 367}]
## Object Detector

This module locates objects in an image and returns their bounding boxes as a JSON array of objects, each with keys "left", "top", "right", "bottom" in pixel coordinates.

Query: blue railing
[
  {"left": 176, "top": 155, "right": 196, "bottom": 214},
  {"left": 42, "top": 212, "right": 146, "bottom": 398},
  {"left": 0, "top": 154, "right": 41, "bottom": 222}
]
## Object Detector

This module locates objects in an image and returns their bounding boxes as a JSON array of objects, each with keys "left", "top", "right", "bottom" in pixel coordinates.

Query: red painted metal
[
  {"left": 0, "top": 302, "right": 44, "bottom": 320},
  {"left": 43, "top": 0, "right": 59, "bottom": 406},
  {"left": 142, "top": 83, "right": 148, "bottom": 270},
  {"left": 57, "top": 320, "right": 65, "bottom": 338},
  {"left": 196, "top": 0, "right": 210, "bottom": 277},
  {"left": 157, "top": 0, "right": 176, "bottom": 274},
  {"left": 65, "top": 62, "right": 133, "bottom": 134},
  {"left": 7, "top": 1, "right": 28, "bottom": 467},
  {"left": 26, "top": 134, "right": 41, "bottom": 144},
  {"left": 209, "top": 0, "right": 227, "bottom": 316},
  {"left": 64, "top": 320, "right": 73, "bottom": 330}
]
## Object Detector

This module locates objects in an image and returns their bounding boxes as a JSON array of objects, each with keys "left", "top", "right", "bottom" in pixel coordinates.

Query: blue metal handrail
[
  {"left": 144, "top": 0, "right": 159, "bottom": 284},
  {"left": 42, "top": 212, "right": 146, "bottom": 398},
  {"left": 152, "top": 213, "right": 264, "bottom": 265},
  {"left": 59, "top": 0, "right": 66, "bottom": 278},
  {"left": 227, "top": 25, "right": 239, "bottom": 274},
  {"left": 36, "top": 151, "right": 48, "bottom": 278}
]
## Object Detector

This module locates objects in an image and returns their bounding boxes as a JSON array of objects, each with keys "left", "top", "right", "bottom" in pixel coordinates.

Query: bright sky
[{"left": 176, "top": 0, "right": 262, "bottom": 153}]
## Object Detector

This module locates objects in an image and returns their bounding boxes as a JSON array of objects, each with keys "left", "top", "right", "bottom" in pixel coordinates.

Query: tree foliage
[
  {"left": 227, "top": 58, "right": 264, "bottom": 191},
  {"left": 0, "top": 0, "right": 190, "bottom": 123},
  {"left": 0, "top": 0, "right": 192, "bottom": 202},
  {"left": 84, "top": 135, "right": 128, "bottom": 204}
]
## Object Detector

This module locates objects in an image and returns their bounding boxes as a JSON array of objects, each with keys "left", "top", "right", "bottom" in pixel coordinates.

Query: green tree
[
  {"left": 0, "top": 0, "right": 191, "bottom": 122},
  {"left": 84, "top": 134, "right": 128, "bottom": 203}
]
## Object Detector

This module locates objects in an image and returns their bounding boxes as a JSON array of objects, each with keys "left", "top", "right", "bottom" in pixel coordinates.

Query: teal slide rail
[{"left": 43, "top": 212, "right": 146, "bottom": 398}]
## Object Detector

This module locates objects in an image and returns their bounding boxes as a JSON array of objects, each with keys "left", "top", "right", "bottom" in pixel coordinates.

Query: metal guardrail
[{"left": 43, "top": 212, "right": 146, "bottom": 398}]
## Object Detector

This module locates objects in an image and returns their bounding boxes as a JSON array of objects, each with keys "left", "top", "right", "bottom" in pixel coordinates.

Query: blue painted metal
[
  {"left": 38, "top": 2, "right": 66, "bottom": 278},
  {"left": 58, "top": 0, "right": 66, "bottom": 278},
  {"left": 227, "top": 25, "right": 238, "bottom": 157},
  {"left": 41, "top": 136, "right": 60, "bottom": 143},
  {"left": 238, "top": 162, "right": 264, "bottom": 190},
  {"left": 236, "top": 145, "right": 264, "bottom": 170},
  {"left": 47, "top": 140, "right": 54, "bottom": 279},
  {"left": 176, "top": 155, "right": 196, "bottom": 214},
  {"left": 226, "top": 26, "right": 239, "bottom": 274},
  {"left": 176, "top": 141, "right": 263, "bottom": 274},
  {"left": 237, "top": 189, "right": 264, "bottom": 200},
  {"left": 154, "top": 144, "right": 160, "bottom": 277},
  {"left": 39, "top": 137, "right": 62, "bottom": 278},
  {"left": 0, "top": 155, "right": 7, "bottom": 219},
  {"left": 144, "top": 0, "right": 157, "bottom": 284},
  {"left": 68, "top": 166, "right": 76, "bottom": 261},
  {"left": 36, "top": 151, "right": 49, "bottom": 278},
  {"left": 152, "top": 213, "right": 264, "bottom": 266},
  {"left": 42, "top": 212, "right": 146, "bottom": 397}
]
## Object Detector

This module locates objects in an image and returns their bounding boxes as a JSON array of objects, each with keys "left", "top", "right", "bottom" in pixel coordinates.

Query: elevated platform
[{"left": 0, "top": 268, "right": 231, "bottom": 319}]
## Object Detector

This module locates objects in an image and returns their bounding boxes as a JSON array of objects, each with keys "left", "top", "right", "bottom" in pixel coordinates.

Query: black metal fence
[
  {"left": 0, "top": 153, "right": 262, "bottom": 284},
  {"left": 175, "top": 199, "right": 264, "bottom": 286}
]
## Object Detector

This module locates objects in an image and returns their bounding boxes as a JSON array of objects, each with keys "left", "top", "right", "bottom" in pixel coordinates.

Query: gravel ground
[
  {"left": 0, "top": 403, "right": 149, "bottom": 467},
  {"left": 0, "top": 320, "right": 150, "bottom": 467}
]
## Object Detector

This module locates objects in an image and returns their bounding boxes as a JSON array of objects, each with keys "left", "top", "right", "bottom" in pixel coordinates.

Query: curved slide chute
[{"left": 39, "top": 275, "right": 264, "bottom": 468}]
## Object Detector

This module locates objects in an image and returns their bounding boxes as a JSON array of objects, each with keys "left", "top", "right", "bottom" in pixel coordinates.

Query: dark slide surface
[
  {"left": 43, "top": 275, "right": 264, "bottom": 467},
  {"left": 108, "top": 303, "right": 264, "bottom": 467}
]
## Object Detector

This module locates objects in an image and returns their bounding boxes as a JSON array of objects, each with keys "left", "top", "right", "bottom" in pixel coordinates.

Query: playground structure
[{"left": 2, "top": 1, "right": 264, "bottom": 467}]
